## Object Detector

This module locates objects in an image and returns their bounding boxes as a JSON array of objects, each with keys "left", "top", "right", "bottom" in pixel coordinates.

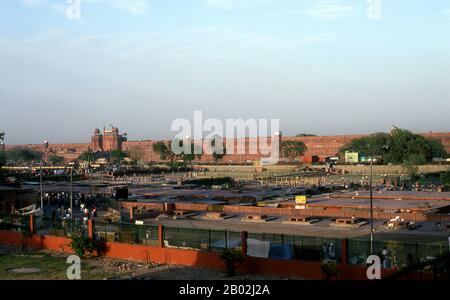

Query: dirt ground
[{"left": 0, "top": 245, "right": 293, "bottom": 280}]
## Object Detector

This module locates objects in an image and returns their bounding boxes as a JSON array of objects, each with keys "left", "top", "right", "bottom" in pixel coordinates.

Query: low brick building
[{"left": 0, "top": 184, "right": 38, "bottom": 213}]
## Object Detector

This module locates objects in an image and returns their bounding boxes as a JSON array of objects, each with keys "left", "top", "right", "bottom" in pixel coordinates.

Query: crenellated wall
[{"left": 4, "top": 132, "right": 450, "bottom": 163}]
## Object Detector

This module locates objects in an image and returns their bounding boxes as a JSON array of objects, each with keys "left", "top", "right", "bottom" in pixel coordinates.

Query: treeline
[
  {"left": 2, "top": 147, "right": 43, "bottom": 163},
  {"left": 1, "top": 147, "right": 66, "bottom": 165}
]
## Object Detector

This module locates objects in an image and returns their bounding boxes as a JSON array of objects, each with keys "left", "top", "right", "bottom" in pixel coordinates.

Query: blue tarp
[{"left": 268, "top": 243, "right": 293, "bottom": 260}]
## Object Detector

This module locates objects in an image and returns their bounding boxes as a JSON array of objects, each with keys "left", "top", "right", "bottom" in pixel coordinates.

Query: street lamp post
[
  {"left": 40, "top": 161, "right": 44, "bottom": 215},
  {"left": 369, "top": 145, "right": 389, "bottom": 255},
  {"left": 369, "top": 156, "right": 374, "bottom": 255},
  {"left": 88, "top": 156, "right": 93, "bottom": 198},
  {"left": 70, "top": 164, "right": 73, "bottom": 218}
]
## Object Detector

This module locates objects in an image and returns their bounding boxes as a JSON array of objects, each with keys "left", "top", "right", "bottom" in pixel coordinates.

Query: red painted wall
[{"left": 0, "top": 230, "right": 406, "bottom": 280}]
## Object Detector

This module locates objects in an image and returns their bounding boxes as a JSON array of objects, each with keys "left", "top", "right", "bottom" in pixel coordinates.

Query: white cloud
[
  {"left": 444, "top": 9, "right": 450, "bottom": 16},
  {"left": 307, "top": 0, "right": 360, "bottom": 19}
]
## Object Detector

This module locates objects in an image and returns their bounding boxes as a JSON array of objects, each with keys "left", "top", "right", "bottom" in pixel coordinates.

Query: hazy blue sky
[{"left": 1, "top": 0, "right": 449, "bottom": 144}]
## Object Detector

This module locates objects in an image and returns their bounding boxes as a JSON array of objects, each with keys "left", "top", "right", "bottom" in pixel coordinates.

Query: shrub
[
  {"left": 69, "top": 234, "right": 102, "bottom": 258},
  {"left": 320, "top": 261, "right": 339, "bottom": 279},
  {"left": 220, "top": 250, "right": 245, "bottom": 277}
]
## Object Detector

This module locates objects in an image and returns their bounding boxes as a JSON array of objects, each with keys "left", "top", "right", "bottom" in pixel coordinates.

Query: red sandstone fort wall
[
  {"left": 5, "top": 132, "right": 450, "bottom": 163},
  {"left": 4, "top": 143, "right": 90, "bottom": 158}
]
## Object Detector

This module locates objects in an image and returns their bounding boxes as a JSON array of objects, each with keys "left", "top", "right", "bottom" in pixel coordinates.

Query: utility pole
[
  {"left": 90, "top": 172, "right": 93, "bottom": 198},
  {"left": 70, "top": 164, "right": 73, "bottom": 218},
  {"left": 369, "top": 155, "right": 374, "bottom": 255},
  {"left": 89, "top": 156, "right": 93, "bottom": 198},
  {"left": 369, "top": 144, "right": 389, "bottom": 255},
  {"left": 40, "top": 161, "right": 44, "bottom": 215}
]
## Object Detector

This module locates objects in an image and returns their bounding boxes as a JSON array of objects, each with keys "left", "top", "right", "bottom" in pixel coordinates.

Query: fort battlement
[{"left": 4, "top": 130, "right": 450, "bottom": 163}]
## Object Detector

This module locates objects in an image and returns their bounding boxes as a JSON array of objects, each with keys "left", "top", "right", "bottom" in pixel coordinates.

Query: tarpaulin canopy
[
  {"left": 246, "top": 238, "right": 270, "bottom": 258},
  {"left": 268, "top": 243, "right": 293, "bottom": 260}
]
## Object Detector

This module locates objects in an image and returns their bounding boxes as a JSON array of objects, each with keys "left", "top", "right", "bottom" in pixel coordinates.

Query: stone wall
[{"left": 4, "top": 132, "right": 450, "bottom": 163}]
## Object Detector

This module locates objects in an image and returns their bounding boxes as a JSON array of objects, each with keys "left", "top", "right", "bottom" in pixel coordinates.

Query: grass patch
[{"left": 0, "top": 250, "right": 128, "bottom": 280}]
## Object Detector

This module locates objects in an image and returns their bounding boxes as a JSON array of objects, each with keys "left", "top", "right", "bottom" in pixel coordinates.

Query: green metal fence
[
  {"left": 348, "top": 239, "right": 448, "bottom": 267},
  {"left": 93, "top": 221, "right": 159, "bottom": 245},
  {"left": 1, "top": 212, "right": 448, "bottom": 266},
  {"left": 0, "top": 213, "right": 30, "bottom": 233},
  {"left": 247, "top": 232, "right": 341, "bottom": 261},
  {"left": 35, "top": 217, "right": 85, "bottom": 237},
  {"left": 162, "top": 226, "right": 241, "bottom": 252}
]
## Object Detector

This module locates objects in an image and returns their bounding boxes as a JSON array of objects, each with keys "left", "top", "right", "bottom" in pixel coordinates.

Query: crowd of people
[
  {"left": 43, "top": 191, "right": 99, "bottom": 209},
  {"left": 45, "top": 192, "right": 99, "bottom": 227}
]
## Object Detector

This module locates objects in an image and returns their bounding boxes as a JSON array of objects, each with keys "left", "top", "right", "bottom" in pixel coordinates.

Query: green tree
[
  {"left": 179, "top": 141, "right": 203, "bottom": 163},
  {"left": 340, "top": 129, "right": 447, "bottom": 164},
  {"left": 428, "top": 139, "right": 448, "bottom": 159},
  {"left": 220, "top": 250, "right": 245, "bottom": 277},
  {"left": 281, "top": 140, "right": 308, "bottom": 161},
  {"left": 211, "top": 137, "right": 226, "bottom": 163},
  {"left": 128, "top": 146, "right": 144, "bottom": 163},
  {"left": 152, "top": 140, "right": 203, "bottom": 163},
  {"left": 405, "top": 153, "right": 427, "bottom": 165},
  {"left": 47, "top": 154, "right": 65, "bottom": 165},
  {"left": 340, "top": 133, "right": 390, "bottom": 158},
  {"left": 152, "top": 141, "right": 177, "bottom": 162},
  {"left": 78, "top": 150, "right": 96, "bottom": 163},
  {"left": 440, "top": 171, "right": 450, "bottom": 188},
  {"left": 110, "top": 149, "right": 126, "bottom": 163},
  {"left": 5, "top": 147, "right": 42, "bottom": 163}
]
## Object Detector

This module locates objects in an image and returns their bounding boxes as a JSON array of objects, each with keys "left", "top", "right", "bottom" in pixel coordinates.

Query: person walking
[
  {"left": 448, "top": 233, "right": 450, "bottom": 253},
  {"left": 392, "top": 255, "right": 399, "bottom": 270},
  {"left": 382, "top": 247, "right": 389, "bottom": 268},
  {"left": 322, "top": 243, "right": 329, "bottom": 260},
  {"left": 328, "top": 243, "right": 335, "bottom": 260}
]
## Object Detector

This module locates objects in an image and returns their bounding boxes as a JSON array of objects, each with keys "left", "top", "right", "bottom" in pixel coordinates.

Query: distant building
[
  {"left": 345, "top": 151, "right": 360, "bottom": 163},
  {"left": 91, "top": 126, "right": 127, "bottom": 152}
]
